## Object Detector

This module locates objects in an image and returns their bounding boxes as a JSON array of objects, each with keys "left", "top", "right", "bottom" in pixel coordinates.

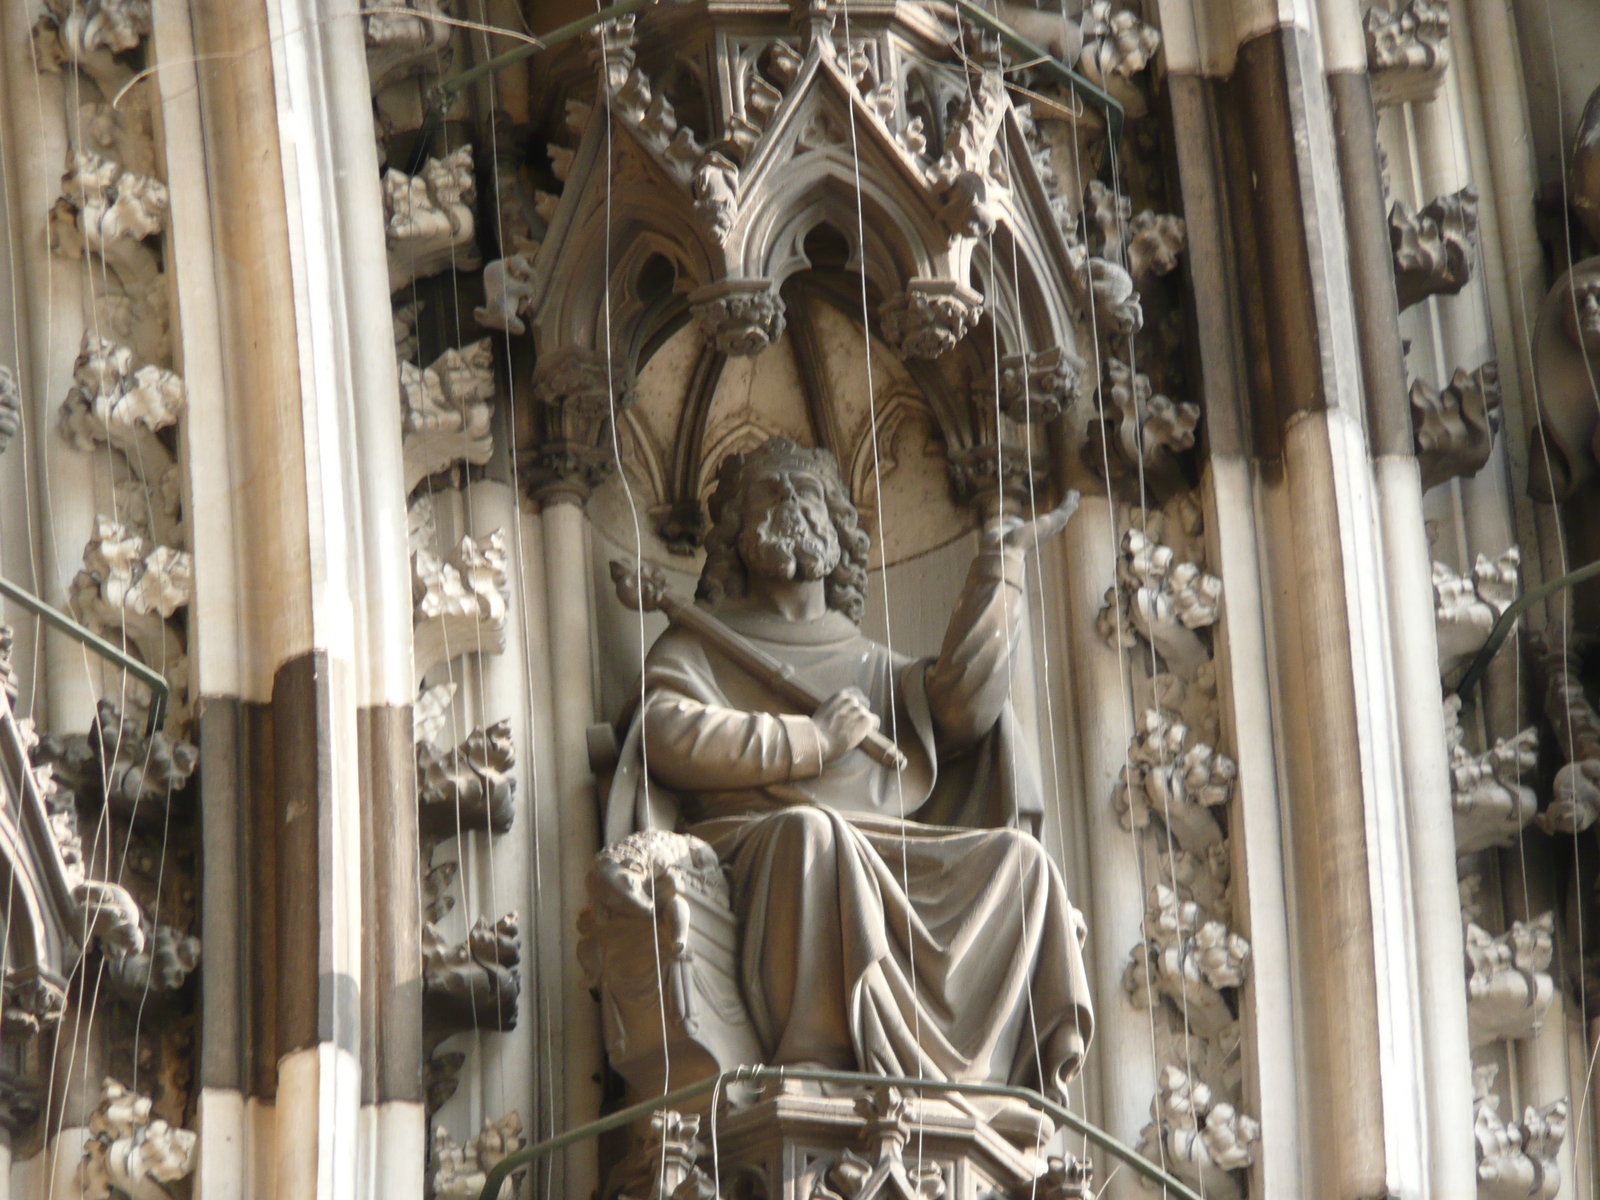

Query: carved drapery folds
[
  {"left": 1390, "top": 186, "right": 1479, "bottom": 311},
  {"left": 1410, "top": 361, "right": 1501, "bottom": 491},
  {"left": 1365, "top": 0, "right": 1451, "bottom": 107}
]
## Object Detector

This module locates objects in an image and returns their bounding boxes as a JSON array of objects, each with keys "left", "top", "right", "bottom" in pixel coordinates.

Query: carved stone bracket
[
  {"left": 1411, "top": 361, "right": 1501, "bottom": 491},
  {"left": 102, "top": 920, "right": 201, "bottom": 1001},
  {"left": 1099, "top": 529, "right": 1222, "bottom": 679},
  {"left": 1390, "top": 186, "right": 1478, "bottom": 310},
  {"left": 1432, "top": 547, "right": 1518, "bottom": 679},
  {"left": 1366, "top": 0, "right": 1450, "bottom": 107},
  {"left": 1084, "top": 357, "right": 1199, "bottom": 502},
  {"left": 35, "top": 697, "right": 198, "bottom": 826},
  {"left": 431, "top": 1112, "right": 525, "bottom": 1200},
  {"left": 1474, "top": 1064, "right": 1566, "bottom": 1200},
  {"left": 385, "top": 146, "right": 480, "bottom": 292},
  {"left": 423, "top": 912, "right": 521, "bottom": 1036},
  {"left": 1466, "top": 913, "right": 1555, "bottom": 1045},
  {"left": 879, "top": 281, "right": 983, "bottom": 360},
  {"left": 1113, "top": 708, "right": 1235, "bottom": 853},
  {"left": 365, "top": 0, "right": 452, "bottom": 92},
  {"left": 1125, "top": 884, "right": 1250, "bottom": 1039},
  {"left": 416, "top": 719, "right": 516, "bottom": 838},
  {"left": 945, "top": 441, "right": 1051, "bottom": 521},
  {"left": 401, "top": 338, "right": 497, "bottom": 492},
  {"left": 1137, "top": 1065, "right": 1259, "bottom": 1200},
  {"left": 78, "top": 1078, "right": 197, "bottom": 1200},
  {"left": 412, "top": 530, "right": 510, "bottom": 683},
  {"left": 690, "top": 280, "right": 787, "bottom": 356},
  {"left": 1443, "top": 694, "right": 1538, "bottom": 854},
  {"left": 1532, "top": 634, "right": 1600, "bottom": 834},
  {"left": 1076, "top": 1, "right": 1161, "bottom": 118}
]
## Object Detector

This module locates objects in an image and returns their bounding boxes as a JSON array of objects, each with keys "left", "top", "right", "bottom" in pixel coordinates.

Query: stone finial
[
  {"left": 385, "top": 146, "right": 480, "bottom": 291},
  {"left": 79, "top": 1078, "right": 197, "bottom": 1200},
  {"left": 1411, "top": 361, "right": 1501, "bottom": 490},
  {"left": 1366, "top": 0, "right": 1450, "bottom": 107},
  {"left": 1466, "top": 914, "right": 1555, "bottom": 1045},
  {"left": 1390, "top": 186, "right": 1478, "bottom": 310}
]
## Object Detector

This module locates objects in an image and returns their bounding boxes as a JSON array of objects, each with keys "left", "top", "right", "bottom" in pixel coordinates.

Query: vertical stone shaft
[{"left": 1324, "top": 14, "right": 1478, "bottom": 1200}]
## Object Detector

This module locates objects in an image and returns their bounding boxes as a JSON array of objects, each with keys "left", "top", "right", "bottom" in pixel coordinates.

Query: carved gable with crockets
[{"left": 521, "top": 1, "right": 1094, "bottom": 492}]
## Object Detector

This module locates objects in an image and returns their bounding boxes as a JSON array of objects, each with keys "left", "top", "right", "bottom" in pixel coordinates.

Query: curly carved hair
[{"left": 696, "top": 437, "right": 872, "bottom": 624}]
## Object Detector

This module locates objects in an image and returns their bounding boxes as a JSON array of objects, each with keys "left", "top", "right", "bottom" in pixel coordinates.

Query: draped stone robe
[{"left": 603, "top": 547, "right": 1094, "bottom": 1102}]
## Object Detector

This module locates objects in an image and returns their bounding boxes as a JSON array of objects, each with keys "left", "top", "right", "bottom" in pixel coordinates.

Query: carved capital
[
  {"left": 525, "top": 347, "right": 635, "bottom": 500},
  {"left": 690, "top": 281, "right": 786, "bottom": 356},
  {"left": 945, "top": 441, "right": 1050, "bottom": 521},
  {"left": 879, "top": 281, "right": 983, "bottom": 359}
]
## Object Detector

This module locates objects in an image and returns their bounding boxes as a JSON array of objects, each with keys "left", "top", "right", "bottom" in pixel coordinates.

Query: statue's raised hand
[
  {"left": 813, "top": 687, "right": 881, "bottom": 763},
  {"left": 982, "top": 489, "right": 1082, "bottom": 553}
]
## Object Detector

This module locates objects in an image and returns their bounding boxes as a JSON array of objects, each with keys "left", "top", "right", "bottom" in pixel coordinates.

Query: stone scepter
[{"left": 608, "top": 558, "right": 912, "bottom": 770}]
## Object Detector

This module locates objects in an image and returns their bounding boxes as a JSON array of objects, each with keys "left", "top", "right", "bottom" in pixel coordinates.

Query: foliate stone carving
[
  {"left": 690, "top": 281, "right": 787, "bottom": 356},
  {"left": 1085, "top": 357, "right": 1199, "bottom": 501},
  {"left": 1137, "top": 1065, "right": 1259, "bottom": 1200},
  {"left": 431, "top": 1113, "right": 525, "bottom": 1200},
  {"left": 578, "top": 831, "right": 762, "bottom": 1105},
  {"left": 1474, "top": 1065, "right": 1566, "bottom": 1200},
  {"left": 1126, "top": 211, "right": 1187, "bottom": 285},
  {"left": 35, "top": 698, "right": 198, "bottom": 825},
  {"left": 1077, "top": 2, "right": 1162, "bottom": 85},
  {"left": 1533, "top": 635, "right": 1600, "bottom": 833},
  {"left": 1099, "top": 530, "right": 1223, "bottom": 678},
  {"left": 400, "top": 338, "right": 497, "bottom": 492},
  {"left": 1365, "top": 0, "right": 1450, "bottom": 107},
  {"left": 423, "top": 912, "right": 520, "bottom": 1034},
  {"left": 1466, "top": 913, "right": 1555, "bottom": 1045},
  {"left": 1444, "top": 695, "right": 1538, "bottom": 855},
  {"left": 50, "top": 152, "right": 168, "bottom": 310},
  {"left": 1390, "top": 186, "right": 1478, "bottom": 311},
  {"left": 928, "top": 70, "right": 1006, "bottom": 238},
  {"left": 1125, "top": 884, "right": 1250, "bottom": 1038},
  {"left": 78, "top": 1078, "right": 197, "bottom": 1200},
  {"left": 0, "top": 366, "right": 19, "bottom": 455},
  {"left": 416, "top": 720, "right": 515, "bottom": 838},
  {"left": 102, "top": 921, "right": 201, "bottom": 999},
  {"left": 944, "top": 443, "right": 1051, "bottom": 520},
  {"left": 998, "top": 346, "right": 1087, "bottom": 423},
  {"left": 412, "top": 530, "right": 509, "bottom": 682},
  {"left": 474, "top": 249, "right": 539, "bottom": 336},
  {"left": 59, "top": 333, "right": 184, "bottom": 468},
  {"left": 1411, "top": 361, "right": 1501, "bottom": 491},
  {"left": 384, "top": 146, "right": 480, "bottom": 292},
  {"left": 623, "top": 1110, "right": 714, "bottom": 1200},
  {"left": 1039, "top": 1154, "right": 1094, "bottom": 1200},
  {"left": 879, "top": 282, "right": 984, "bottom": 359},
  {"left": 364, "top": 0, "right": 451, "bottom": 92},
  {"left": 1113, "top": 709, "right": 1235, "bottom": 852},
  {"left": 1432, "top": 547, "right": 1519, "bottom": 678}
]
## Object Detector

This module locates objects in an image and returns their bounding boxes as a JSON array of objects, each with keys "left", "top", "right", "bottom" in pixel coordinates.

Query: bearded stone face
[{"left": 736, "top": 468, "right": 842, "bottom": 583}]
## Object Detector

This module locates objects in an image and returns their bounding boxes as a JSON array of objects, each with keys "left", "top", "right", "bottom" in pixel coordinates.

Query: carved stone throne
[{"left": 578, "top": 832, "right": 1082, "bottom": 1200}]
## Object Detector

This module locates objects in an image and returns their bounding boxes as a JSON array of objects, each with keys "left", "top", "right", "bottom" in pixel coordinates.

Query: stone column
[{"left": 1323, "top": 5, "right": 1478, "bottom": 1196}]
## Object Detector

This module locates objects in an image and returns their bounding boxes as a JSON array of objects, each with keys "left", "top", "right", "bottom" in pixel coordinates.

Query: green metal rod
[
  {"left": 1453, "top": 558, "right": 1600, "bottom": 700},
  {"left": 478, "top": 1065, "right": 1205, "bottom": 1200},
  {"left": 0, "top": 575, "right": 169, "bottom": 735},
  {"left": 948, "top": 0, "right": 1124, "bottom": 145}
]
